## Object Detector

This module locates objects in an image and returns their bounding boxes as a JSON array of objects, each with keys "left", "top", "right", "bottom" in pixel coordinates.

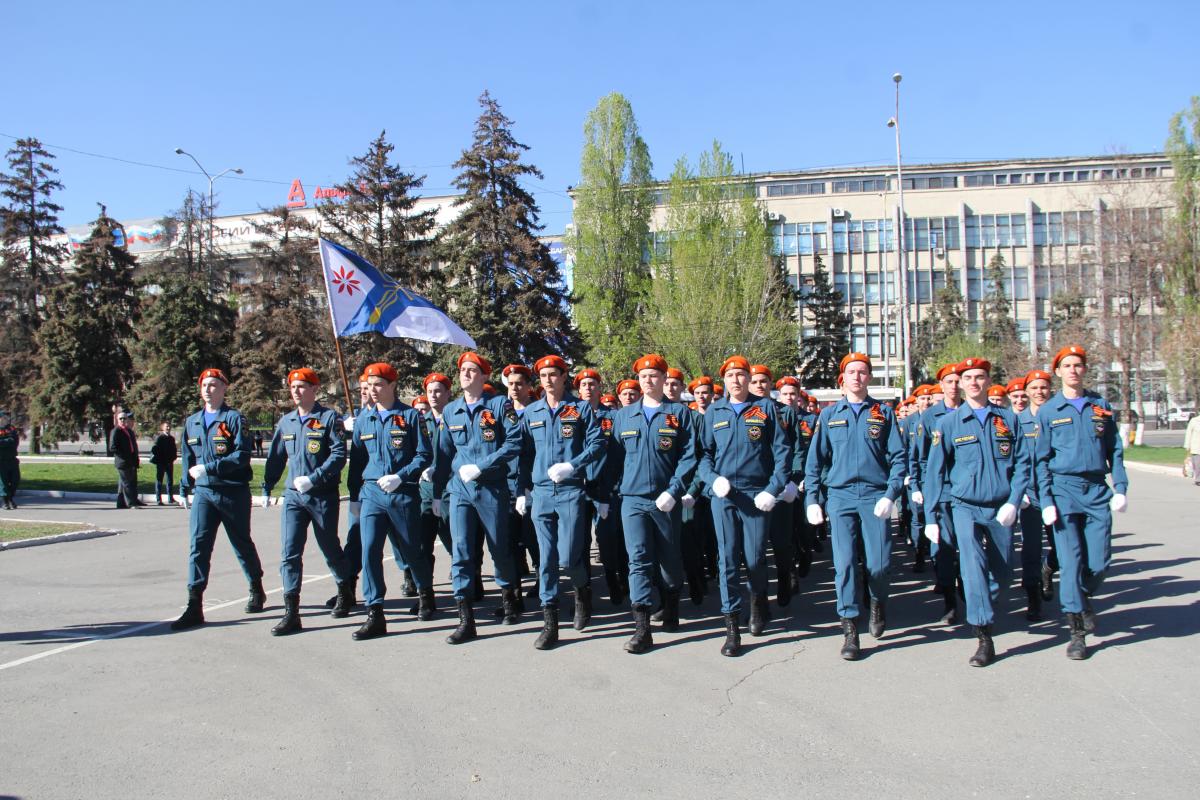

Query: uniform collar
[
  {"left": 834, "top": 395, "right": 877, "bottom": 412},
  {"left": 957, "top": 402, "right": 991, "bottom": 421}
]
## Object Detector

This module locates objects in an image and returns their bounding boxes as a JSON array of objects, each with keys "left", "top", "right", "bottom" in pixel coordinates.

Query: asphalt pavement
[{"left": 1, "top": 467, "right": 1198, "bottom": 799}]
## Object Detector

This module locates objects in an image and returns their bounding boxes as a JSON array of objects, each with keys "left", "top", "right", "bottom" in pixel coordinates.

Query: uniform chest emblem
[
  {"left": 600, "top": 418, "right": 613, "bottom": 437},
  {"left": 307, "top": 438, "right": 322, "bottom": 454},
  {"left": 799, "top": 420, "right": 813, "bottom": 438},
  {"left": 390, "top": 428, "right": 407, "bottom": 448},
  {"left": 480, "top": 409, "right": 497, "bottom": 441},
  {"left": 658, "top": 436, "right": 674, "bottom": 451},
  {"left": 747, "top": 424, "right": 763, "bottom": 441},
  {"left": 743, "top": 405, "right": 767, "bottom": 422},
  {"left": 561, "top": 421, "right": 575, "bottom": 438},
  {"left": 997, "top": 440, "right": 1012, "bottom": 457},
  {"left": 866, "top": 423, "right": 883, "bottom": 439}
]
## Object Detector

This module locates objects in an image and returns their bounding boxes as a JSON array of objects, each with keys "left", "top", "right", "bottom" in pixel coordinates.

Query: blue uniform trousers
[
  {"left": 1018, "top": 504, "right": 1045, "bottom": 589},
  {"left": 769, "top": 501, "right": 795, "bottom": 576},
  {"left": 448, "top": 483, "right": 515, "bottom": 600},
  {"left": 595, "top": 498, "right": 628, "bottom": 577},
  {"left": 931, "top": 502, "right": 960, "bottom": 591},
  {"left": 950, "top": 503, "right": 1015, "bottom": 626},
  {"left": 359, "top": 483, "right": 431, "bottom": 607},
  {"left": 279, "top": 490, "right": 350, "bottom": 594},
  {"left": 531, "top": 485, "right": 590, "bottom": 607},
  {"left": 1052, "top": 509, "right": 1112, "bottom": 614},
  {"left": 827, "top": 494, "right": 891, "bottom": 619},
  {"left": 909, "top": 490, "right": 925, "bottom": 548},
  {"left": 621, "top": 495, "right": 682, "bottom": 607},
  {"left": 711, "top": 493, "right": 769, "bottom": 615},
  {"left": 187, "top": 485, "right": 263, "bottom": 590},
  {"left": 344, "top": 504, "right": 362, "bottom": 579}
]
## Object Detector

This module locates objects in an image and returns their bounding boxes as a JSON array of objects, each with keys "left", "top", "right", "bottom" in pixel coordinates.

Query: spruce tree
[
  {"left": 30, "top": 208, "right": 140, "bottom": 443},
  {"left": 979, "top": 252, "right": 1024, "bottom": 381},
  {"left": 797, "top": 253, "right": 850, "bottom": 388},
  {"left": 913, "top": 266, "right": 967, "bottom": 377},
  {"left": 436, "top": 91, "right": 582, "bottom": 369}
]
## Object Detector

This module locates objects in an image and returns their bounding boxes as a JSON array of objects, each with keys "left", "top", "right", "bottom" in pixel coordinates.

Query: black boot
[
  {"left": 472, "top": 571, "right": 485, "bottom": 602},
  {"left": 869, "top": 599, "right": 887, "bottom": 639},
  {"left": 245, "top": 579, "right": 266, "bottom": 613},
  {"left": 331, "top": 580, "right": 356, "bottom": 618},
  {"left": 271, "top": 593, "right": 302, "bottom": 636},
  {"left": 839, "top": 617, "right": 860, "bottom": 661},
  {"left": 417, "top": 588, "right": 436, "bottom": 621},
  {"left": 401, "top": 568, "right": 417, "bottom": 598},
  {"left": 660, "top": 589, "right": 681, "bottom": 632},
  {"left": 1040, "top": 561, "right": 1054, "bottom": 601},
  {"left": 1066, "top": 612, "right": 1088, "bottom": 660},
  {"left": 169, "top": 587, "right": 205, "bottom": 631},
  {"left": 499, "top": 587, "right": 521, "bottom": 625},
  {"left": 969, "top": 624, "right": 995, "bottom": 667},
  {"left": 720, "top": 612, "right": 741, "bottom": 657},
  {"left": 446, "top": 600, "right": 477, "bottom": 644},
  {"left": 687, "top": 567, "right": 706, "bottom": 605},
  {"left": 749, "top": 592, "right": 769, "bottom": 636},
  {"left": 624, "top": 605, "right": 653, "bottom": 654},
  {"left": 1024, "top": 585, "right": 1043, "bottom": 622},
  {"left": 534, "top": 605, "right": 559, "bottom": 650},
  {"left": 1081, "top": 595, "right": 1097, "bottom": 634},
  {"left": 914, "top": 538, "right": 928, "bottom": 573},
  {"left": 573, "top": 584, "right": 593, "bottom": 631},
  {"left": 605, "top": 569, "right": 626, "bottom": 606},
  {"left": 939, "top": 590, "right": 958, "bottom": 625},
  {"left": 352, "top": 604, "right": 387, "bottom": 640},
  {"left": 776, "top": 566, "right": 793, "bottom": 608},
  {"left": 795, "top": 547, "right": 812, "bottom": 578}
]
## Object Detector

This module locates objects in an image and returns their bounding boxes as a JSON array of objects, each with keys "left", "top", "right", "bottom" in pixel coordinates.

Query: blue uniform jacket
[
  {"left": 180, "top": 405, "right": 252, "bottom": 490},
  {"left": 1016, "top": 407, "right": 1042, "bottom": 506},
  {"left": 774, "top": 400, "right": 800, "bottom": 483},
  {"left": 347, "top": 401, "right": 432, "bottom": 500},
  {"left": 803, "top": 396, "right": 905, "bottom": 501},
  {"left": 261, "top": 404, "right": 346, "bottom": 495},
  {"left": 1035, "top": 391, "right": 1128, "bottom": 504},
  {"left": 909, "top": 401, "right": 955, "bottom": 496},
  {"left": 432, "top": 394, "right": 522, "bottom": 496},
  {"left": 605, "top": 399, "right": 699, "bottom": 500},
  {"left": 585, "top": 406, "right": 615, "bottom": 501},
  {"left": 924, "top": 403, "right": 1029, "bottom": 509},
  {"left": 517, "top": 393, "right": 605, "bottom": 494},
  {"left": 698, "top": 396, "right": 790, "bottom": 497}
]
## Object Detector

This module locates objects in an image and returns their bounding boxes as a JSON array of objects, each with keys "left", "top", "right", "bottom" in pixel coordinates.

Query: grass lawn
[
  {"left": 17, "top": 462, "right": 351, "bottom": 496},
  {"left": 0, "top": 520, "right": 94, "bottom": 542},
  {"left": 1123, "top": 445, "right": 1188, "bottom": 466}
]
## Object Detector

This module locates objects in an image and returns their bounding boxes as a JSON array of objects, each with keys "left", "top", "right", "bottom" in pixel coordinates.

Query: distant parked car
[{"left": 1167, "top": 407, "right": 1196, "bottom": 424}]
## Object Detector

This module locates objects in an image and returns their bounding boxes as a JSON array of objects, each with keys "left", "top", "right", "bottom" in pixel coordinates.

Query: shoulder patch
[{"left": 930, "top": 430, "right": 941, "bottom": 446}]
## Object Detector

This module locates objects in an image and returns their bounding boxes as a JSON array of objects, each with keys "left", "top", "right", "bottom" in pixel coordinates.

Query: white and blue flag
[{"left": 318, "top": 237, "right": 476, "bottom": 348}]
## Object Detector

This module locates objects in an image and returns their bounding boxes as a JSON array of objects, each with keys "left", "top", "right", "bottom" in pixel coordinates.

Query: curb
[
  {"left": 19, "top": 489, "right": 119, "bottom": 501},
  {"left": 0, "top": 528, "right": 123, "bottom": 551},
  {"left": 1125, "top": 461, "right": 1188, "bottom": 477}
]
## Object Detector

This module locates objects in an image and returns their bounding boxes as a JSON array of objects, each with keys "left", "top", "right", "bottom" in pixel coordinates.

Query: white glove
[
  {"left": 681, "top": 494, "right": 696, "bottom": 509},
  {"left": 806, "top": 504, "right": 824, "bottom": 525},
  {"left": 780, "top": 481, "right": 799, "bottom": 504},
  {"left": 292, "top": 475, "right": 314, "bottom": 494},
  {"left": 596, "top": 502, "right": 609, "bottom": 520},
  {"left": 432, "top": 498, "right": 443, "bottom": 518},
  {"left": 655, "top": 492, "right": 677, "bottom": 513},
  {"left": 1042, "top": 505, "right": 1058, "bottom": 526},
  {"left": 188, "top": 464, "right": 207, "bottom": 480},
  {"left": 904, "top": 475, "right": 911, "bottom": 487},
  {"left": 1021, "top": 494, "right": 1031, "bottom": 509},
  {"left": 458, "top": 463, "right": 482, "bottom": 483},
  {"left": 911, "top": 490, "right": 924, "bottom": 506},
  {"left": 259, "top": 493, "right": 271, "bottom": 509},
  {"left": 754, "top": 491, "right": 777, "bottom": 512},
  {"left": 420, "top": 467, "right": 432, "bottom": 483},
  {"left": 547, "top": 462, "right": 575, "bottom": 483},
  {"left": 712, "top": 476, "right": 732, "bottom": 498},
  {"left": 348, "top": 500, "right": 361, "bottom": 516},
  {"left": 924, "top": 523, "right": 940, "bottom": 543},
  {"left": 994, "top": 502, "right": 1017, "bottom": 528},
  {"left": 515, "top": 493, "right": 529, "bottom": 516},
  {"left": 342, "top": 416, "right": 355, "bottom": 432},
  {"left": 873, "top": 497, "right": 894, "bottom": 519},
  {"left": 180, "top": 494, "right": 191, "bottom": 510},
  {"left": 377, "top": 474, "right": 401, "bottom": 493},
  {"left": 797, "top": 480, "right": 804, "bottom": 493},
  {"left": 1110, "top": 493, "right": 1127, "bottom": 512}
]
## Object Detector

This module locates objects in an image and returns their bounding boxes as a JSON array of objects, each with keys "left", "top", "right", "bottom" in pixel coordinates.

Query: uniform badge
[
  {"left": 799, "top": 420, "right": 813, "bottom": 438},
  {"left": 867, "top": 424, "right": 882, "bottom": 439},
  {"left": 390, "top": 428, "right": 406, "bottom": 449},
  {"left": 307, "top": 439, "right": 321, "bottom": 454},
  {"left": 600, "top": 418, "right": 613, "bottom": 437},
  {"left": 658, "top": 436, "right": 673, "bottom": 451},
  {"left": 931, "top": 430, "right": 941, "bottom": 446},
  {"left": 747, "top": 425, "right": 763, "bottom": 441},
  {"left": 213, "top": 437, "right": 228, "bottom": 455},
  {"left": 482, "top": 427, "right": 496, "bottom": 442},
  {"left": 997, "top": 440, "right": 1011, "bottom": 458},
  {"left": 479, "top": 409, "right": 497, "bottom": 441},
  {"left": 1094, "top": 422, "right": 1105, "bottom": 437},
  {"left": 504, "top": 405, "right": 518, "bottom": 424},
  {"left": 561, "top": 422, "right": 575, "bottom": 438}
]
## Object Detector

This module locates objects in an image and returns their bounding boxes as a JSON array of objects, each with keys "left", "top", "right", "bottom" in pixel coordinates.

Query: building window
[
  {"left": 766, "top": 181, "right": 826, "bottom": 197},
  {"left": 965, "top": 174, "right": 994, "bottom": 187},
  {"left": 995, "top": 174, "right": 1008, "bottom": 186},
  {"left": 1013, "top": 267, "right": 1029, "bottom": 300},
  {"left": 833, "top": 221, "right": 847, "bottom": 253},
  {"left": 1033, "top": 172, "right": 1047, "bottom": 184},
  {"left": 1009, "top": 174, "right": 1024, "bottom": 185},
  {"left": 1049, "top": 172, "right": 1061, "bottom": 183}
]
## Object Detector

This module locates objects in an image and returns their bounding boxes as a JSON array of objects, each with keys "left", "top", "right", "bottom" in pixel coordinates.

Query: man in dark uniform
[
  {"left": 170, "top": 369, "right": 267, "bottom": 631},
  {"left": 0, "top": 411, "right": 21, "bottom": 509},
  {"left": 150, "top": 422, "right": 178, "bottom": 505},
  {"left": 110, "top": 410, "right": 145, "bottom": 509},
  {"left": 682, "top": 377, "right": 718, "bottom": 585},
  {"left": 748, "top": 365, "right": 799, "bottom": 608},
  {"left": 575, "top": 367, "right": 626, "bottom": 605}
]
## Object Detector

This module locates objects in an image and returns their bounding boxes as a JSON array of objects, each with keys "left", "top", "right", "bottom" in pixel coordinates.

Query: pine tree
[
  {"left": 979, "top": 252, "right": 1024, "bottom": 381},
  {"left": 30, "top": 208, "right": 140, "bottom": 443},
  {"left": 571, "top": 93, "right": 654, "bottom": 379},
  {"left": 797, "top": 253, "right": 850, "bottom": 388},
  {"left": 435, "top": 91, "right": 582, "bottom": 370},
  {"left": 913, "top": 265, "right": 968, "bottom": 377}
]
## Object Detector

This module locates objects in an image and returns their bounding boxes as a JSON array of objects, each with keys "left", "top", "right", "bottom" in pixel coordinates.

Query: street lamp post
[
  {"left": 174, "top": 148, "right": 242, "bottom": 290},
  {"left": 886, "top": 72, "right": 912, "bottom": 395}
]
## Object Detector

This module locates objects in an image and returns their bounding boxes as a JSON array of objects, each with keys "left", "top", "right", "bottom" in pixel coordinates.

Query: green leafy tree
[
  {"left": 978, "top": 252, "right": 1025, "bottom": 382},
  {"left": 922, "top": 331, "right": 984, "bottom": 381},
  {"left": 435, "top": 91, "right": 582, "bottom": 371},
  {"left": 30, "top": 208, "right": 139, "bottom": 442},
  {"left": 797, "top": 253, "right": 850, "bottom": 387},
  {"left": 1165, "top": 97, "right": 1200, "bottom": 401},
  {"left": 913, "top": 265, "right": 967, "bottom": 378},
  {"left": 1047, "top": 291, "right": 1096, "bottom": 360},
  {"left": 570, "top": 92, "right": 654, "bottom": 379}
]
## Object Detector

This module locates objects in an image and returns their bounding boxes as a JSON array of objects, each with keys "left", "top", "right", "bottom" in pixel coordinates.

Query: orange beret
[
  {"left": 287, "top": 368, "right": 319, "bottom": 386},
  {"left": 719, "top": 355, "right": 750, "bottom": 376},
  {"left": 839, "top": 352, "right": 871, "bottom": 372},
  {"left": 616, "top": 379, "right": 640, "bottom": 394},
  {"left": 423, "top": 372, "right": 451, "bottom": 389},
  {"left": 935, "top": 363, "right": 959, "bottom": 381},
  {"left": 363, "top": 363, "right": 398, "bottom": 382},
  {"left": 1025, "top": 369, "right": 1052, "bottom": 385},
  {"left": 483, "top": 383, "right": 497, "bottom": 395},
  {"left": 1006, "top": 378, "right": 1026, "bottom": 394},
  {"left": 600, "top": 393, "right": 617, "bottom": 405},
  {"left": 665, "top": 367, "right": 685, "bottom": 381},
  {"left": 750, "top": 364, "right": 773, "bottom": 380},
  {"left": 573, "top": 368, "right": 601, "bottom": 387},
  {"left": 633, "top": 354, "right": 668, "bottom": 374},
  {"left": 198, "top": 368, "right": 229, "bottom": 386},
  {"left": 688, "top": 375, "right": 714, "bottom": 392},
  {"left": 988, "top": 384, "right": 1008, "bottom": 398},
  {"left": 714, "top": 385, "right": 725, "bottom": 396},
  {"left": 502, "top": 364, "right": 532, "bottom": 381},
  {"left": 1052, "top": 345, "right": 1087, "bottom": 369},
  {"left": 958, "top": 357, "right": 992, "bottom": 375},
  {"left": 904, "top": 396, "right": 916, "bottom": 406},
  {"left": 414, "top": 394, "right": 429, "bottom": 405},
  {"left": 534, "top": 355, "right": 569, "bottom": 374},
  {"left": 457, "top": 352, "right": 492, "bottom": 375},
  {"left": 776, "top": 375, "right": 800, "bottom": 389},
  {"left": 914, "top": 384, "right": 934, "bottom": 397}
]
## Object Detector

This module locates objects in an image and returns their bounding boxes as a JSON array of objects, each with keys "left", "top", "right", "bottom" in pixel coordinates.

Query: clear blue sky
[{"left": 5, "top": 0, "right": 1197, "bottom": 230}]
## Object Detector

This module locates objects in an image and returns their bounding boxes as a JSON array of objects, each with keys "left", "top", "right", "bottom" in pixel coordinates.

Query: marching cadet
[
  {"left": 748, "top": 365, "right": 800, "bottom": 607},
  {"left": 804, "top": 353, "right": 905, "bottom": 661},
  {"left": 910, "top": 365, "right": 965, "bottom": 623},
  {"left": 170, "top": 369, "right": 267, "bottom": 631},
  {"left": 1035, "top": 346, "right": 1128, "bottom": 660},
  {"left": 1006, "top": 378, "right": 1029, "bottom": 413},
  {"left": 987, "top": 385, "right": 1009, "bottom": 407},
  {"left": 575, "top": 367, "right": 627, "bottom": 606},
  {"left": 346, "top": 362, "right": 434, "bottom": 641},
  {"left": 518, "top": 355, "right": 605, "bottom": 650},
  {"left": 697, "top": 355, "right": 790, "bottom": 657},
  {"left": 1023, "top": 369, "right": 1059, "bottom": 603},
  {"left": 0, "top": 410, "right": 21, "bottom": 509},
  {"left": 604, "top": 354, "right": 699, "bottom": 654},
  {"left": 782, "top": 382, "right": 818, "bottom": 578},
  {"left": 923, "top": 357, "right": 1030, "bottom": 667},
  {"left": 432, "top": 352, "right": 523, "bottom": 644},
  {"left": 600, "top": 393, "right": 619, "bottom": 411},
  {"left": 663, "top": 368, "right": 686, "bottom": 402},
  {"left": 260, "top": 368, "right": 353, "bottom": 635},
  {"left": 683, "top": 376, "right": 719, "bottom": 586},
  {"left": 503, "top": 363, "right": 540, "bottom": 587},
  {"left": 419, "top": 372, "right": 455, "bottom": 585},
  {"left": 617, "top": 379, "right": 641, "bottom": 407},
  {"left": 1012, "top": 371, "right": 1046, "bottom": 620}
]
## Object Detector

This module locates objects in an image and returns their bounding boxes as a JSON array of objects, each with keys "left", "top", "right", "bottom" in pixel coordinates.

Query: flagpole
[{"left": 317, "top": 238, "right": 357, "bottom": 415}]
